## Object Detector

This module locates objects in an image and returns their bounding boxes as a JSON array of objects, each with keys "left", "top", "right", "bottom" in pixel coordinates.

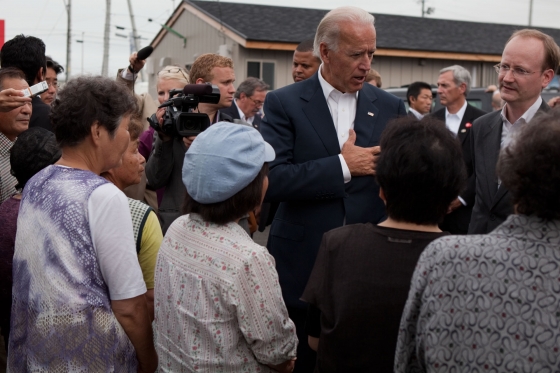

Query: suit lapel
[
  {"left": 481, "top": 112, "right": 503, "bottom": 203},
  {"left": 457, "top": 105, "right": 474, "bottom": 145},
  {"left": 301, "top": 76, "right": 340, "bottom": 156},
  {"left": 354, "top": 87, "right": 379, "bottom": 147},
  {"left": 489, "top": 100, "right": 550, "bottom": 208}
]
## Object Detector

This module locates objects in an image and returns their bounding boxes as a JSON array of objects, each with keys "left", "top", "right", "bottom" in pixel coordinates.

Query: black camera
[{"left": 148, "top": 83, "right": 220, "bottom": 138}]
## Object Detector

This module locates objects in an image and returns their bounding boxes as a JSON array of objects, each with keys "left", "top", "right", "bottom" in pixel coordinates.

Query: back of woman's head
[
  {"left": 376, "top": 116, "right": 466, "bottom": 225},
  {"left": 50, "top": 75, "right": 137, "bottom": 147},
  {"left": 157, "top": 65, "right": 189, "bottom": 85},
  {"left": 498, "top": 109, "right": 560, "bottom": 220}
]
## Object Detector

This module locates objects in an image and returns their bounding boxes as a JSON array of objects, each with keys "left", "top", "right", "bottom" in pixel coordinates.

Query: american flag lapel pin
[{"left": 368, "top": 112, "right": 374, "bottom": 117}]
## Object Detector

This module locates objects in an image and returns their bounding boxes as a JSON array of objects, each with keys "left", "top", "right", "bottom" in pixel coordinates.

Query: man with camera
[{"left": 146, "top": 53, "right": 236, "bottom": 233}]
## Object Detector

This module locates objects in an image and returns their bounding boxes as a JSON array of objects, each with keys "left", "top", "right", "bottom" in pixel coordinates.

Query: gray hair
[
  {"left": 234, "top": 77, "right": 269, "bottom": 99},
  {"left": 313, "top": 6, "right": 375, "bottom": 59},
  {"left": 439, "top": 65, "right": 471, "bottom": 96}
]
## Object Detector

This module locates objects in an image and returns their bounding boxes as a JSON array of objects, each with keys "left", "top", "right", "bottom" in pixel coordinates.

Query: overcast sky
[{"left": 1, "top": 0, "right": 558, "bottom": 79}]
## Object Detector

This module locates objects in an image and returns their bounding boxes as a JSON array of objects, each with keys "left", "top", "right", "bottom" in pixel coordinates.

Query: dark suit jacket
[
  {"left": 432, "top": 104, "right": 486, "bottom": 234},
  {"left": 30, "top": 96, "right": 52, "bottom": 132},
  {"left": 261, "top": 72, "right": 406, "bottom": 308},
  {"left": 468, "top": 100, "right": 549, "bottom": 234},
  {"left": 219, "top": 100, "right": 262, "bottom": 131}
]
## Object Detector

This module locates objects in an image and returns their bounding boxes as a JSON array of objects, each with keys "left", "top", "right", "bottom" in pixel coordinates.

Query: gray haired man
[
  {"left": 432, "top": 65, "right": 486, "bottom": 234},
  {"left": 219, "top": 76, "right": 268, "bottom": 130}
]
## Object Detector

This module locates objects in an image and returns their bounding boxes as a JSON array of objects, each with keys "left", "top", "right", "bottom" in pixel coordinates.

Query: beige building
[{"left": 147, "top": 1, "right": 560, "bottom": 97}]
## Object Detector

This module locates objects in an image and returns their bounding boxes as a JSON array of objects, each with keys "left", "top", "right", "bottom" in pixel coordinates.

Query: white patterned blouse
[{"left": 154, "top": 213, "right": 298, "bottom": 372}]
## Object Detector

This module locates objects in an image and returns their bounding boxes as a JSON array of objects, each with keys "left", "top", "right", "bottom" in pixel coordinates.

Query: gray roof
[{"left": 188, "top": 0, "right": 560, "bottom": 55}]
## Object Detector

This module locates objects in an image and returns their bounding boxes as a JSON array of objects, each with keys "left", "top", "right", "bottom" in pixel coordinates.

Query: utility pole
[
  {"left": 528, "top": 0, "right": 534, "bottom": 26},
  {"left": 126, "top": 0, "right": 145, "bottom": 82},
  {"left": 101, "top": 0, "right": 111, "bottom": 76},
  {"left": 65, "top": 0, "right": 71, "bottom": 81},
  {"left": 419, "top": 0, "right": 435, "bottom": 18},
  {"left": 76, "top": 32, "right": 84, "bottom": 74}
]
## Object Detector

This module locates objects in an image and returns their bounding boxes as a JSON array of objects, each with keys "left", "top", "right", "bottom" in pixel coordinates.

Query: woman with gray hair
[{"left": 8, "top": 76, "right": 157, "bottom": 372}]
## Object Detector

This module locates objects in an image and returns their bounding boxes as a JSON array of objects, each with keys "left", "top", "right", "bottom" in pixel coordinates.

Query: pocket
[{"left": 270, "top": 219, "right": 305, "bottom": 242}]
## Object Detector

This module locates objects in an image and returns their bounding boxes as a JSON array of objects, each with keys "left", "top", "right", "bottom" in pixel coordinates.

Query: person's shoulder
[
  {"left": 473, "top": 109, "right": 500, "bottom": 124},
  {"left": 32, "top": 96, "right": 51, "bottom": 113},
  {"left": 431, "top": 107, "right": 446, "bottom": 119},
  {"left": 362, "top": 84, "right": 401, "bottom": 105},
  {"left": 467, "top": 104, "right": 488, "bottom": 118},
  {"left": 271, "top": 75, "right": 318, "bottom": 98},
  {"left": 323, "top": 223, "right": 375, "bottom": 247}
]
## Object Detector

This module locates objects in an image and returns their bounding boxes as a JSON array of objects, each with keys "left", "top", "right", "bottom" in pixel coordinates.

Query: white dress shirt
[
  {"left": 500, "top": 96, "right": 542, "bottom": 149},
  {"left": 234, "top": 99, "right": 254, "bottom": 125},
  {"left": 318, "top": 65, "right": 358, "bottom": 183},
  {"left": 445, "top": 100, "right": 468, "bottom": 135},
  {"left": 409, "top": 108, "right": 425, "bottom": 120}
]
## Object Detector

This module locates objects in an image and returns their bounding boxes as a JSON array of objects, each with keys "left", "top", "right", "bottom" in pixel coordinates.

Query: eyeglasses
[
  {"left": 46, "top": 81, "right": 57, "bottom": 88},
  {"left": 158, "top": 68, "right": 189, "bottom": 81},
  {"left": 493, "top": 64, "right": 545, "bottom": 78},
  {"left": 248, "top": 96, "right": 264, "bottom": 107}
]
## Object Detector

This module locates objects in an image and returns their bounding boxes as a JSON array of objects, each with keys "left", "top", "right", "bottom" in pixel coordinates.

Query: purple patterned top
[{"left": 8, "top": 166, "right": 137, "bottom": 372}]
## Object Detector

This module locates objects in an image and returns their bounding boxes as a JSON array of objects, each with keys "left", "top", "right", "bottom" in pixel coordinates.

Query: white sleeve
[
  {"left": 88, "top": 183, "right": 147, "bottom": 300},
  {"left": 338, "top": 154, "right": 351, "bottom": 183}
]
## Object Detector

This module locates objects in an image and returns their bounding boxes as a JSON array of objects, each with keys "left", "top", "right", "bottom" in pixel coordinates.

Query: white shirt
[
  {"left": 409, "top": 108, "right": 425, "bottom": 120},
  {"left": 445, "top": 100, "right": 468, "bottom": 135},
  {"left": 234, "top": 99, "right": 254, "bottom": 125},
  {"left": 318, "top": 65, "right": 357, "bottom": 183},
  {"left": 500, "top": 96, "right": 542, "bottom": 149}
]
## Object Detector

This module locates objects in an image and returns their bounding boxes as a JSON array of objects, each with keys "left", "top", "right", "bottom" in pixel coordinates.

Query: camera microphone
[
  {"left": 136, "top": 46, "right": 154, "bottom": 61},
  {"left": 182, "top": 84, "right": 213, "bottom": 96}
]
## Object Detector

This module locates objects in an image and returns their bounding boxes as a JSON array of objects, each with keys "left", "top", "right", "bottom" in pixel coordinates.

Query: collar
[
  {"left": 318, "top": 64, "right": 359, "bottom": 102},
  {"left": 445, "top": 100, "right": 468, "bottom": 119},
  {"left": 234, "top": 99, "right": 246, "bottom": 121},
  {"left": 409, "top": 108, "right": 425, "bottom": 120},
  {"left": 501, "top": 96, "right": 543, "bottom": 127},
  {"left": 0, "top": 132, "right": 15, "bottom": 156}
]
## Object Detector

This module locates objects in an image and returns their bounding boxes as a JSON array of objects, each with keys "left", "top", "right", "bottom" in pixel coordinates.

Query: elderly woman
[
  {"left": 154, "top": 122, "right": 298, "bottom": 372},
  {"left": 8, "top": 76, "right": 157, "bottom": 372},
  {"left": 395, "top": 110, "right": 560, "bottom": 372},
  {"left": 102, "top": 114, "right": 163, "bottom": 321}
]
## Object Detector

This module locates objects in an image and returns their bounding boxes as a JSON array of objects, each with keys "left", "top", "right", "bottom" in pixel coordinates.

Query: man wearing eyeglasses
[
  {"left": 468, "top": 29, "right": 559, "bottom": 234},
  {"left": 432, "top": 65, "right": 486, "bottom": 235},
  {"left": 219, "top": 77, "right": 268, "bottom": 131}
]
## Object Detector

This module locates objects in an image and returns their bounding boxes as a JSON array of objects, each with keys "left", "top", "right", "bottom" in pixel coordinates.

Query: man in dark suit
[
  {"left": 469, "top": 29, "right": 558, "bottom": 234},
  {"left": 407, "top": 81, "right": 433, "bottom": 119},
  {"left": 219, "top": 77, "right": 267, "bottom": 131},
  {"left": 0, "top": 35, "right": 51, "bottom": 132},
  {"left": 261, "top": 6, "right": 406, "bottom": 372},
  {"left": 432, "top": 65, "right": 486, "bottom": 234}
]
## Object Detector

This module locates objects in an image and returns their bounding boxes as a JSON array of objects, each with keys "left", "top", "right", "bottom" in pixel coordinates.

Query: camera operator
[{"left": 145, "top": 53, "right": 236, "bottom": 233}]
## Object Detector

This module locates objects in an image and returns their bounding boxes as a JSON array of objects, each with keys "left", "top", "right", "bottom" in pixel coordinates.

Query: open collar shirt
[
  {"left": 500, "top": 96, "right": 542, "bottom": 149},
  {"left": 318, "top": 65, "right": 358, "bottom": 183},
  {"left": 445, "top": 100, "right": 467, "bottom": 136}
]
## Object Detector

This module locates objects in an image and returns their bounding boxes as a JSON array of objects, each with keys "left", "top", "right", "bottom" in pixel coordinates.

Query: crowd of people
[{"left": 0, "top": 4, "right": 560, "bottom": 373}]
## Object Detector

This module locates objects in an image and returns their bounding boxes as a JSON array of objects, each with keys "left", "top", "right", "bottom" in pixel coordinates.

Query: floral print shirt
[
  {"left": 395, "top": 215, "right": 560, "bottom": 372},
  {"left": 154, "top": 214, "right": 298, "bottom": 372}
]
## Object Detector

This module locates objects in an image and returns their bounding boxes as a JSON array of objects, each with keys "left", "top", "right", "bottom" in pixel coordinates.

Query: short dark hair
[
  {"left": 50, "top": 76, "right": 137, "bottom": 148},
  {"left": 234, "top": 77, "right": 269, "bottom": 99},
  {"left": 498, "top": 109, "right": 560, "bottom": 220},
  {"left": 0, "top": 34, "right": 47, "bottom": 85},
  {"left": 406, "top": 81, "right": 432, "bottom": 105},
  {"left": 183, "top": 163, "right": 268, "bottom": 225},
  {"left": 296, "top": 39, "right": 315, "bottom": 53},
  {"left": 376, "top": 116, "right": 466, "bottom": 225},
  {"left": 46, "top": 56, "right": 64, "bottom": 75},
  {"left": 0, "top": 67, "right": 27, "bottom": 90}
]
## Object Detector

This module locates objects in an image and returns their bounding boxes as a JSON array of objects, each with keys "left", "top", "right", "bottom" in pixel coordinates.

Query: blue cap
[{"left": 182, "top": 122, "right": 275, "bottom": 204}]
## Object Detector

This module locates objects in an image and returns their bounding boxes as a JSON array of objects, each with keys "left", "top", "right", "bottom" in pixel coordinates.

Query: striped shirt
[{"left": 0, "top": 132, "right": 17, "bottom": 204}]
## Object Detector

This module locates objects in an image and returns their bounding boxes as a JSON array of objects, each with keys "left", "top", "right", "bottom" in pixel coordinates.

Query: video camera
[{"left": 148, "top": 83, "right": 220, "bottom": 138}]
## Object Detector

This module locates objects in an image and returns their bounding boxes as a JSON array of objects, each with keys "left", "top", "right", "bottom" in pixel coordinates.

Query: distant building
[{"left": 147, "top": 1, "right": 560, "bottom": 96}]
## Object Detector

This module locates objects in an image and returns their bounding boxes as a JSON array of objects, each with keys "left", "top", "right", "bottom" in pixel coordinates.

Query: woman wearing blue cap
[{"left": 154, "top": 122, "right": 298, "bottom": 373}]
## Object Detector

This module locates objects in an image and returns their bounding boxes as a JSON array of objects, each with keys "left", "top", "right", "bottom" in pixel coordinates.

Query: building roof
[{"left": 188, "top": 0, "right": 560, "bottom": 56}]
